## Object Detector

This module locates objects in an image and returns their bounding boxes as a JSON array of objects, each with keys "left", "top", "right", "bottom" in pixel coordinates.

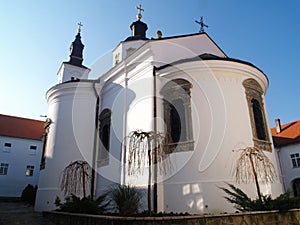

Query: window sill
[
  {"left": 165, "top": 140, "right": 194, "bottom": 154},
  {"left": 253, "top": 138, "right": 272, "bottom": 152}
]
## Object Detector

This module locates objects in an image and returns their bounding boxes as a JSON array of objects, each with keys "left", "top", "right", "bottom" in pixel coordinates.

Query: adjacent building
[
  {"left": 272, "top": 119, "right": 300, "bottom": 196},
  {"left": 0, "top": 114, "right": 44, "bottom": 197}
]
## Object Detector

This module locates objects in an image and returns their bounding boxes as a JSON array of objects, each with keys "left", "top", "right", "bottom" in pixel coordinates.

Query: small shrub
[
  {"left": 108, "top": 184, "right": 142, "bottom": 215},
  {"left": 220, "top": 183, "right": 300, "bottom": 212},
  {"left": 55, "top": 193, "right": 109, "bottom": 214},
  {"left": 20, "top": 184, "right": 37, "bottom": 205}
]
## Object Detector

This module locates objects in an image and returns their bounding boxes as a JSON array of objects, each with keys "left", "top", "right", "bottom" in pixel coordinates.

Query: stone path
[{"left": 0, "top": 201, "right": 55, "bottom": 225}]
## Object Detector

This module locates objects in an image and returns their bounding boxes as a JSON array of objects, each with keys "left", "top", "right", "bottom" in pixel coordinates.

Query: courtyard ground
[{"left": 0, "top": 201, "right": 55, "bottom": 225}]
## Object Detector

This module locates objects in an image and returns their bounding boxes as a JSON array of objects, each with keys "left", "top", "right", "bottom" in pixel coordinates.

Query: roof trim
[{"left": 155, "top": 53, "right": 267, "bottom": 80}]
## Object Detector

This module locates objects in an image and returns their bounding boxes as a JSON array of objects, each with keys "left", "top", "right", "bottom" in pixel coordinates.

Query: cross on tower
[
  {"left": 195, "top": 16, "right": 208, "bottom": 33},
  {"left": 136, "top": 4, "right": 144, "bottom": 20},
  {"left": 77, "top": 22, "right": 83, "bottom": 33}
]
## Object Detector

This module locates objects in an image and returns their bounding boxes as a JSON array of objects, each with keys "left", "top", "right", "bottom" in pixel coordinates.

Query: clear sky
[{"left": 0, "top": 0, "right": 299, "bottom": 127}]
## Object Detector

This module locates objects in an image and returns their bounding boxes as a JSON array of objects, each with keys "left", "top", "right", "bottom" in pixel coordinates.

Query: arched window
[
  {"left": 243, "top": 79, "right": 271, "bottom": 151},
  {"left": 98, "top": 109, "right": 111, "bottom": 167},
  {"left": 161, "top": 79, "right": 194, "bottom": 153}
]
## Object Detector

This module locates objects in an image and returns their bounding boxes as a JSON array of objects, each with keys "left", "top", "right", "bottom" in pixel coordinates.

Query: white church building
[{"left": 35, "top": 9, "right": 283, "bottom": 214}]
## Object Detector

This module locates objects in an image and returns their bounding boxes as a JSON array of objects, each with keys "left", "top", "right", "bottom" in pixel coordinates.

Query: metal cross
[
  {"left": 195, "top": 16, "right": 208, "bottom": 33},
  {"left": 136, "top": 4, "right": 144, "bottom": 20},
  {"left": 77, "top": 22, "right": 83, "bottom": 33},
  {"left": 137, "top": 4, "right": 144, "bottom": 15}
]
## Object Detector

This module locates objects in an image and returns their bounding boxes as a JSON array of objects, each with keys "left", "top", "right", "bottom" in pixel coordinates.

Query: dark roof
[
  {"left": 271, "top": 120, "right": 300, "bottom": 147},
  {"left": 155, "top": 53, "right": 266, "bottom": 78},
  {"left": 0, "top": 114, "right": 44, "bottom": 140}
]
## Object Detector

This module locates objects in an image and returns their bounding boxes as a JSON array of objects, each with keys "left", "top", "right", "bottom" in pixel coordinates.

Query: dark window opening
[
  {"left": 101, "top": 124, "right": 110, "bottom": 151},
  {"left": 170, "top": 99, "right": 186, "bottom": 143},
  {"left": 293, "top": 178, "right": 300, "bottom": 197},
  {"left": 98, "top": 109, "right": 112, "bottom": 167},
  {"left": 30, "top": 145, "right": 37, "bottom": 150},
  {"left": 252, "top": 98, "right": 266, "bottom": 140},
  {"left": 4, "top": 143, "right": 11, "bottom": 147}
]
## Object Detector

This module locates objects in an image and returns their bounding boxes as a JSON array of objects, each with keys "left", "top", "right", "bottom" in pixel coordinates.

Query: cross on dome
[
  {"left": 136, "top": 4, "right": 144, "bottom": 20},
  {"left": 77, "top": 22, "right": 83, "bottom": 33}
]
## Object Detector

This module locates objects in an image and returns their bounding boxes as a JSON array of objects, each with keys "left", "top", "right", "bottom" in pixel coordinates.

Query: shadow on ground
[{"left": 0, "top": 201, "right": 55, "bottom": 225}]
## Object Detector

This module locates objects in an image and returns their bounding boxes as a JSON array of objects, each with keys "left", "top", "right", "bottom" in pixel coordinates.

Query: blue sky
[{"left": 0, "top": 1, "right": 299, "bottom": 127}]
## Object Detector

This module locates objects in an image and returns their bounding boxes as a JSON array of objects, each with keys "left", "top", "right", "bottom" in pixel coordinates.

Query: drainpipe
[
  {"left": 153, "top": 66, "right": 158, "bottom": 213},
  {"left": 91, "top": 80, "right": 101, "bottom": 200},
  {"left": 276, "top": 147, "right": 286, "bottom": 192},
  {"left": 122, "top": 62, "right": 128, "bottom": 185}
]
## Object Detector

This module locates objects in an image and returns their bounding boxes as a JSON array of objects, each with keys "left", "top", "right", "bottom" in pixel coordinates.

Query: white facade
[
  {"left": 36, "top": 20, "right": 283, "bottom": 213},
  {"left": 276, "top": 143, "right": 300, "bottom": 193},
  {"left": 0, "top": 135, "right": 43, "bottom": 197},
  {"left": 272, "top": 120, "right": 300, "bottom": 196}
]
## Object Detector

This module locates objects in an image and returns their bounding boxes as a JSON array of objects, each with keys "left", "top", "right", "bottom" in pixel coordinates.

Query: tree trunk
[
  {"left": 82, "top": 166, "right": 86, "bottom": 198},
  {"left": 249, "top": 152, "right": 262, "bottom": 202}
]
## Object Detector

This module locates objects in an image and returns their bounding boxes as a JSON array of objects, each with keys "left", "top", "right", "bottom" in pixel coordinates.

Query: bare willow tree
[
  {"left": 124, "top": 130, "right": 171, "bottom": 215},
  {"left": 234, "top": 146, "right": 277, "bottom": 201},
  {"left": 61, "top": 160, "right": 91, "bottom": 198}
]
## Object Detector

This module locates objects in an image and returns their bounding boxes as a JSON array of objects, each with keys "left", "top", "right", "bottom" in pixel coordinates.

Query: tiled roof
[
  {"left": 0, "top": 114, "right": 44, "bottom": 140},
  {"left": 271, "top": 120, "right": 300, "bottom": 147}
]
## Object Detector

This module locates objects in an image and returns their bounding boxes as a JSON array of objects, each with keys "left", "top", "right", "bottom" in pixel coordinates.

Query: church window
[
  {"left": 0, "top": 163, "right": 9, "bottom": 175},
  {"left": 291, "top": 153, "right": 300, "bottom": 168},
  {"left": 243, "top": 79, "right": 271, "bottom": 151},
  {"left": 161, "top": 79, "right": 194, "bottom": 153},
  {"left": 98, "top": 109, "right": 112, "bottom": 167},
  {"left": 25, "top": 165, "right": 34, "bottom": 176}
]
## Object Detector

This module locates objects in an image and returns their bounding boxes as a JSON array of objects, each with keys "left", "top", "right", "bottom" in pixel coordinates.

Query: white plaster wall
[
  {"left": 276, "top": 143, "right": 300, "bottom": 192},
  {"left": 156, "top": 60, "right": 283, "bottom": 214},
  {"left": 150, "top": 33, "right": 226, "bottom": 67},
  {"left": 57, "top": 63, "right": 90, "bottom": 84},
  {"left": 95, "top": 60, "right": 155, "bottom": 199},
  {"left": 0, "top": 136, "right": 43, "bottom": 197},
  {"left": 35, "top": 81, "right": 99, "bottom": 211},
  {"left": 112, "top": 40, "right": 147, "bottom": 65},
  {"left": 95, "top": 80, "right": 126, "bottom": 195}
]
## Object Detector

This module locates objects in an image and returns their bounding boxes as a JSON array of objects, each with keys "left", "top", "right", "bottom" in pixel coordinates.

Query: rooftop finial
[
  {"left": 195, "top": 16, "right": 208, "bottom": 33},
  {"left": 77, "top": 22, "right": 83, "bottom": 33},
  {"left": 136, "top": 4, "right": 144, "bottom": 20}
]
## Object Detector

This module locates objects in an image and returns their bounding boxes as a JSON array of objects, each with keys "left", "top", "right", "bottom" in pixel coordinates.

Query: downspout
[
  {"left": 91, "top": 80, "right": 101, "bottom": 200},
  {"left": 153, "top": 66, "right": 158, "bottom": 213},
  {"left": 276, "top": 146, "right": 286, "bottom": 192},
  {"left": 122, "top": 62, "right": 128, "bottom": 185}
]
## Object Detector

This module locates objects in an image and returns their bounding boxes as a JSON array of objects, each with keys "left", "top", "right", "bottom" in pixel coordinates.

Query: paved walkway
[{"left": 0, "top": 201, "right": 55, "bottom": 225}]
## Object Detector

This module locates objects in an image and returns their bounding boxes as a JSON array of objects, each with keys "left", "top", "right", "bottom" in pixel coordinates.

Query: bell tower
[{"left": 57, "top": 23, "right": 90, "bottom": 84}]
